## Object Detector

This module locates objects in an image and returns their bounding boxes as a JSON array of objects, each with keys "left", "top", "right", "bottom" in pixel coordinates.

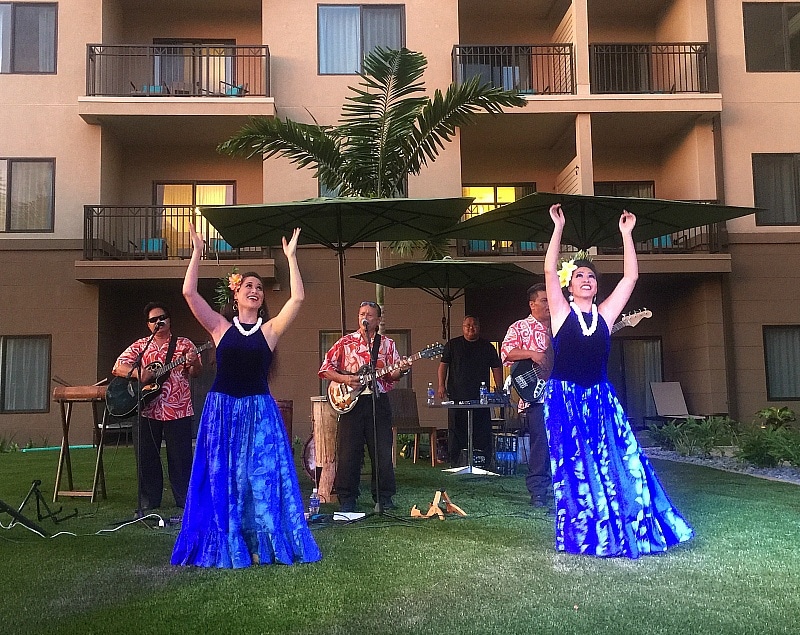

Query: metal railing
[
  {"left": 589, "top": 43, "right": 710, "bottom": 94},
  {"left": 84, "top": 205, "right": 265, "bottom": 261},
  {"left": 86, "top": 44, "right": 270, "bottom": 97},
  {"left": 452, "top": 44, "right": 575, "bottom": 94},
  {"left": 459, "top": 223, "right": 725, "bottom": 257}
]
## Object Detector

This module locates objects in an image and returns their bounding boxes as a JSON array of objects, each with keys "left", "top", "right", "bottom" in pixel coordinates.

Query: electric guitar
[
  {"left": 510, "top": 309, "right": 652, "bottom": 403},
  {"left": 327, "top": 343, "right": 443, "bottom": 415},
  {"left": 105, "top": 342, "right": 213, "bottom": 417}
]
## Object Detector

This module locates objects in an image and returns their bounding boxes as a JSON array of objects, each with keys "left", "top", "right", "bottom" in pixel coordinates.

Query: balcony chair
[
  {"left": 388, "top": 388, "right": 437, "bottom": 467},
  {"left": 644, "top": 381, "right": 705, "bottom": 425},
  {"left": 129, "top": 238, "right": 168, "bottom": 259},
  {"left": 209, "top": 237, "right": 236, "bottom": 259},
  {"left": 221, "top": 80, "right": 249, "bottom": 97}
]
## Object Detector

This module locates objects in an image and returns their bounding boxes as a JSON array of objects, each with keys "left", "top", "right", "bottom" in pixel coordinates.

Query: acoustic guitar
[
  {"left": 510, "top": 309, "right": 652, "bottom": 403},
  {"left": 106, "top": 342, "right": 213, "bottom": 417},
  {"left": 327, "top": 343, "right": 443, "bottom": 415}
]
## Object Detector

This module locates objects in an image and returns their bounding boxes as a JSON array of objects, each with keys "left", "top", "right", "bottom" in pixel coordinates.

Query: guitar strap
[
  {"left": 163, "top": 334, "right": 178, "bottom": 377},
  {"left": 368, "top": 333, "right": 381, "bottom": 391}
]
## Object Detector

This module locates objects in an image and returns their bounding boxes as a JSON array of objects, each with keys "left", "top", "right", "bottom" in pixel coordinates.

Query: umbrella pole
[{"left": 338, "top": 250, "right": 347, "bottom": 335}]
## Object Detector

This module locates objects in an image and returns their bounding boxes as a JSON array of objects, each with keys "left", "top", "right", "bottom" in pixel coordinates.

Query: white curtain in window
[
  {"left": 623, "top": 339, "right": 663, "bottom": 422},
  {"left": 9, "top": 161, "right": 53, "bottom": 231},
  {"left": 362, "top": 6, "right": 402, "bottom": 56},
  {"left": 753, "top": 154, "right": 799, "bottom": 224},
  {"left": 37, "top": 5, "right": 55, "bottom": 73},
  {"left": 13, "top": 4, "right": 55, "bottom": 73},
  {"left": 0, "top": 5, "right": 11, "bottom": 73},
  {"left": 2, "top": 337, "right": 49, "bottom": 411},
  {"left": 765, "top": 327, "right": 800, "bottom": 399},
  {"left": 319, "top": 6, "right": 360, "bottom": 74}
]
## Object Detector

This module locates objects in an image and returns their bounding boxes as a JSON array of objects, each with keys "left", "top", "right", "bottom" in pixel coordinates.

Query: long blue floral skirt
[
  {"left": 171, "top": 392, "right": 322, "bottom": 568},
  {"left": 544, "top": 380, "right": 693, "bottom": 558}
]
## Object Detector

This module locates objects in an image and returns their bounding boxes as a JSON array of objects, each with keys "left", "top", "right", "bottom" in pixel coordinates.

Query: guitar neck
[
  {"left": 152, "top": 343, "right": 211, "bottom": 379},
  {"left": 610, "top": 319, "right": 626, "bottom": 335},
  {"left": 373, "top": 351, "right": 425, "bottom": 380}
]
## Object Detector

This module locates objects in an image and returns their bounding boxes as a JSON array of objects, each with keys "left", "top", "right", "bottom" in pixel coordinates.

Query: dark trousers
[
  {"left": 448, "top": 407, "right": 492, "bottom": 465},
  {"left": 521, "top": 405, "right": 552, "bottom": 501},
  {"left": 132, "top": 415, "right": 193, "bottom": 509},
  {"left": 334, "top": 394, "right": 396, "bottom": 505}
]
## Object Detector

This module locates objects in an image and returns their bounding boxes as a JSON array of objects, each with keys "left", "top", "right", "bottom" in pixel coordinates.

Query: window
[
  {"left": 594, "top": 181, "right": 655, "bottom": 198},
  {"left": 0, "top": 158, "right": 55, "bottom": 232},
  {"left": 752, "top": 154, "right": 800, "bottom": 225},
  {"left": 318, "top": 5, "right": 404, "bottom": 74},
  {"left": 462, "top": 184, "right": 536, "bottom": 254},
  {"left": 0, "top": 3, "right": 57, "bottom": 73},
  {"left": 608, "top": 337, "right": 663, "bottom": 426},
  {"left": 0, "top": 336, "right": 50, "bottom": 412},
  {"left": 764, "top": 326, "right": 800, "bottom": 399},
  {"left": 155, "top": 181, "right": 235, "bottom": 256},
  {"left": 744, "top": 3, "right": 800, "bottom": 72}
]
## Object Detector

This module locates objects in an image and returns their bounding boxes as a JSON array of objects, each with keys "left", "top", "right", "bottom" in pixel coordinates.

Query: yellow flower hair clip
[{"left": 557, "top": 250, "right": 592, "bottom": 288}]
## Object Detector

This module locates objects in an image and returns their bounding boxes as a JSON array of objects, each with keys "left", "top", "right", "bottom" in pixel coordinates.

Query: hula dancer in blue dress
[
  {"left": 542, "top": 204, "right": 693, "bottom": 558},
  {"left": 171, "top": 223, "right": 321, "bottom": 568}
]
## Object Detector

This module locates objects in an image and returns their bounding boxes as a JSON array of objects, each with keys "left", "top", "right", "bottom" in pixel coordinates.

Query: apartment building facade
[{"left": 1, "top": 0, "right": 797, "bottom": 446}]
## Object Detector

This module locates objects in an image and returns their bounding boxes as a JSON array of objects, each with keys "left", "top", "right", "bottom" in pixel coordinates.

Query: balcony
[
  {"left": 84, "top": 205, "right": 266, "bottom": 261},
  {"left": 86, "top": 44, "right": 270, "bottom": 97},
  {"left": 452, "top": 44, "right": 575, "bottom": 95},
  {"left": 589, "top": 43, "right": 711, "bottom": 94}
]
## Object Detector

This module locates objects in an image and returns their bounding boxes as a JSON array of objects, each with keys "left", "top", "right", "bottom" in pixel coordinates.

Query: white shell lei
[
  {"left": 570, "top": 302, "right": 598, "bottom": 337},
  {"left": 233, "top": 316, "right": 263, "bottom": 336}
]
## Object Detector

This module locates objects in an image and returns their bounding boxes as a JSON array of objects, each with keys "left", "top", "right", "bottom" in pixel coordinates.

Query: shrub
[
  {"left": 647, "top": 416, "right": 738, "bottom": 457},
  {"left": 754, "top": 406, "right": 796, "bottom": 430}
]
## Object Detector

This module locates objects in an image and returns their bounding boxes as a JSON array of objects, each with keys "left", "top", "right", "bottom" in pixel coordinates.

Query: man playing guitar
[
  {"left": 319, "top": 301, "right": 410, "bottom": 513},
  {"left": 501, "top": 283, "right": 554, "bottom": 508},
  {"left": 113, "top": 302, "right": 202, "bottom": 511}
]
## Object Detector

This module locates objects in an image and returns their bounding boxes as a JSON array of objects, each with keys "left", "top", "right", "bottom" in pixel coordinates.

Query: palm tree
[{"left": 218, "top": 46, "right": 525, "bottom": 304}]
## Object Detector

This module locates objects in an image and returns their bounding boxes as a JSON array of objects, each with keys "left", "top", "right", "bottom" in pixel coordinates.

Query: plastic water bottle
[
  {"left": 309, "top": 488, "right": 320, "bottom": 516},
  {"left": 427, "top": 382, "right": 435, "bottom": 406},
  {"left": 479, "top": 381, "right": 488, "bottom": 405}
]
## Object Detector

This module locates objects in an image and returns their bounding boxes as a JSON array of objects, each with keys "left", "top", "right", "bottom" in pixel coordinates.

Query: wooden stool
[{"left": 52, "top": 385, "right": 108, "bottom": 503}]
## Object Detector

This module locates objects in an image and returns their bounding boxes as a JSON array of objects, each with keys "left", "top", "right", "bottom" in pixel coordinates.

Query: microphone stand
[
  {"left": 129, "top": 323, "right": 161, "bottom": 520},
  {"left": 347, "top": 322, "right": 410, "bottom": 525}
]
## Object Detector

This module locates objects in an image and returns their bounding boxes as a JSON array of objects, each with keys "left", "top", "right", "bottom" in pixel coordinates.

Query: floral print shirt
[
  {"left": 115, "top": 336, "right": 197, "bottom": 420},
  {"left": 501, "top": 315, "right": 552, "bottom": 411},
  {"left": 319, "top": 331, "right": 401, "bottom": 394}
]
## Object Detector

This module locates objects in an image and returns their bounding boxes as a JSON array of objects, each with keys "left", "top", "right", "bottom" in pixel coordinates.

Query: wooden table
[{"left": 52, "top": 386, "right": 109, "bottom": 503}]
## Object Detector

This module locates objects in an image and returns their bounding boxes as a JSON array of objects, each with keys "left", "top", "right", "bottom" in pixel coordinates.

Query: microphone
[
  {"left": 155, "top": 320, "right": 166, "bottom": 329},
  {"left": 361, "top": 319, "right": 369, "bottom": 328}
]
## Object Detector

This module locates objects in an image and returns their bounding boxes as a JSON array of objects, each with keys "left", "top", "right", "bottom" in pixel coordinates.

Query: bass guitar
[
  {"left": 106, "top": 342, "right": 213, "bottom": 417},
  {"left": 510, "top": 309, "right": 652, "bottom": 403},
  {"left": 327, "top": 343, "right": 443, "bottom": 415}
]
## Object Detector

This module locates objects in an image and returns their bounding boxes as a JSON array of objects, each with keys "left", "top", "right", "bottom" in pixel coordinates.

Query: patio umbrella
[
  {"left": 437, "top": 191, "right": 759, "bottom": 249},
  {"left": 200, "top": 196, "right": 473, "bottom": 333},
  {"left": 351, "top": 257, "right": 535, "bottom": 340}
]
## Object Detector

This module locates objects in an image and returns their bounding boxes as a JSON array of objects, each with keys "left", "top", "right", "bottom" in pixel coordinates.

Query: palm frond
[
  {"left": 402, "top": 76, "right": 527, "bottom": 176},
  {"left": 389, "top": 237, "right": 450, "bottom": 261},
  {"left": 218, "top": 117, "right": 348, "bottom": 190}
]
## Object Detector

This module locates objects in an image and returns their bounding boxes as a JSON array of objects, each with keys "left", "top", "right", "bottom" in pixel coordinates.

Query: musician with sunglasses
[
  {"left": 319, "top": 301, "right": 410, "bottom": 513},
  {"left": 112, "top": 302, "right": 202, "bottom": 510}
]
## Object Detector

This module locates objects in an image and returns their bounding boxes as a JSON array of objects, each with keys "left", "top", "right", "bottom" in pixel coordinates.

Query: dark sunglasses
[{"left": 147, "top": 314, "right": 168, "bottom": 324}]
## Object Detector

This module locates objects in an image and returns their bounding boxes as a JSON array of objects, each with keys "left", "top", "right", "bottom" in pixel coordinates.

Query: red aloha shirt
[
  {"left": 115, "top": 336, "right": 197, "bottom": 421},
  {"left": 318, "top": 331, "right": 401, "bottom": 394},
  {"left": 501, "top": 315, "right": 551, "bottom": 411}
]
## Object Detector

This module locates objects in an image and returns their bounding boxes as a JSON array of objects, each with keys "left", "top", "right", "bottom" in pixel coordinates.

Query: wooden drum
[{"left": 310, "top": 396, "right": 338, "bottom": 504}]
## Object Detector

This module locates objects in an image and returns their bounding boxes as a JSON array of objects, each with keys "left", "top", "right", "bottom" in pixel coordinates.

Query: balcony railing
[
  {"left": 453, "top": 44, "right": 575, "bottom": 94},
  {"left": 86, "top": 44, "right": 270, "bottom": 97},
  {"left": 589, "top": 43, "right": 710, "bottom": 94},
  {"left": 84, "top": 205, "right": 265, "bottom": 261},
  {"left": 459, "top": 202, "right": 727, "bottom": 256}
]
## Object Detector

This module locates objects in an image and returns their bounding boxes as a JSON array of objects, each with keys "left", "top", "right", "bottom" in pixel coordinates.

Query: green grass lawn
[{"left": 1, "top": 444, "right": 799, "bottom": 635}]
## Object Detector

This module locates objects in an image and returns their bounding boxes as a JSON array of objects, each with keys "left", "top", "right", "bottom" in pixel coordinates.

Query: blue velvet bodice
[
  {"left": 550, "top": 309, "right": 610, "bottom": 388},
  {"left": 210, "top": 324, "right": 272, "bottom": 398}
]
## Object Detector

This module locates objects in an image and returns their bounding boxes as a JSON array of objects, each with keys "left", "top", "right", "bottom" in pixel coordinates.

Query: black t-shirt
[{"left": 441, "top": 336, "right": 501, "bottom": 401}]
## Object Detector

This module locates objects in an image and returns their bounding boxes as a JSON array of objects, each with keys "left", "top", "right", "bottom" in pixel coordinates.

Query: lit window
[
  {"left": 0, "top": 159, "right": 55, "bottom": 232},
  {"left": 0, "top": 3, "right": 57, "bottom": 73},
  {"left": 318, "top": 5, "right": 404, "bottom": 74}
]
